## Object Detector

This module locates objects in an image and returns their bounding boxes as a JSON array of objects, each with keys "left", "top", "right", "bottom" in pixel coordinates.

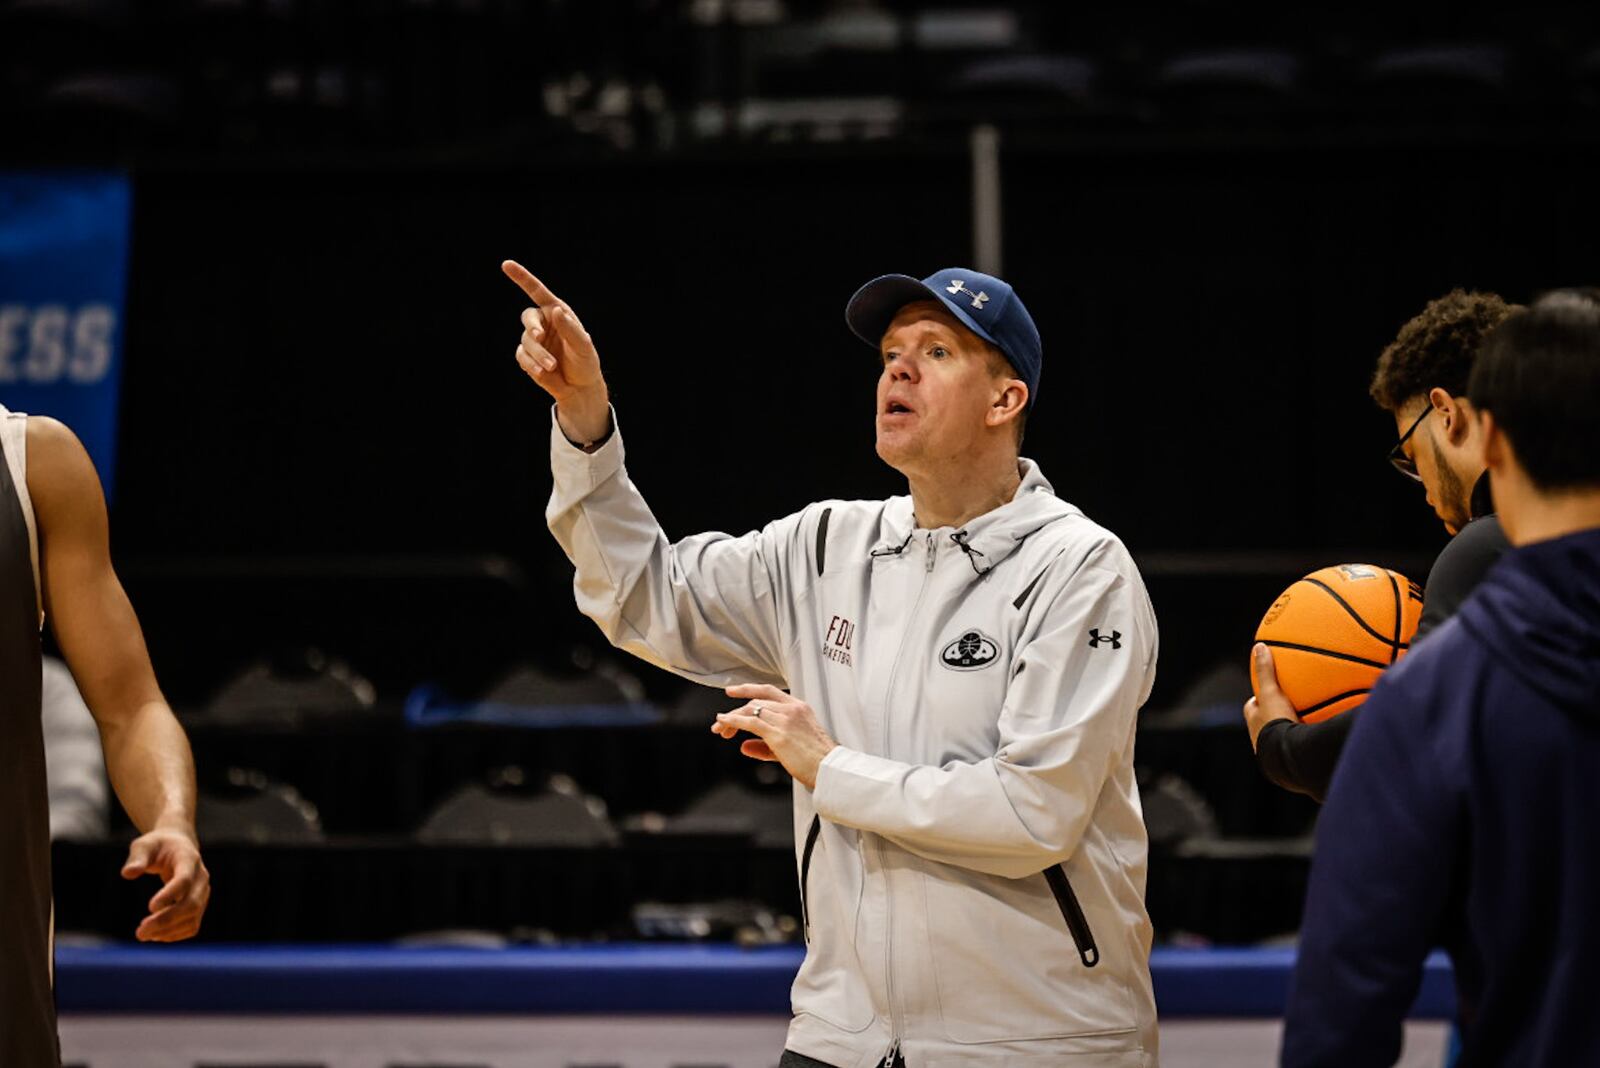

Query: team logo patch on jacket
[{"left": 941, "top": 629, "right": 999, "bottom": 670}]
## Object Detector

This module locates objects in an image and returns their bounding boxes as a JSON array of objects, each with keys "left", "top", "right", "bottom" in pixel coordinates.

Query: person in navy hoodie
[{"left": 1263, "top": 288, "right": 1600, "bottom": 1068}]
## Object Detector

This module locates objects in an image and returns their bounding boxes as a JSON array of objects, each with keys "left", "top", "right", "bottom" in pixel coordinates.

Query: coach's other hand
[
  {"left": 502, "top": 260, "right": 611, "bottom": 446},
  {"left": 1243, "top": 643, "right": 1300, "bottom": 751},
  {"left": 713, "top": 684, "right": 839, "bottom": 790},
  {"left": 122, "top": 827, "right": 210, "bottom": 942}
]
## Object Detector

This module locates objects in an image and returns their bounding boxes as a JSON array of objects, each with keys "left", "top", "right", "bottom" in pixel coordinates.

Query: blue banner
[{"left": 0, "top": 172, "right": 132, "bottom": 499}]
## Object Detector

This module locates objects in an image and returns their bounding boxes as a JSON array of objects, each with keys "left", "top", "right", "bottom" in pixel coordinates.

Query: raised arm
[
  {"left": 28, "top": 417, "right": 209, "bottom": 942},
  {"left": 505, "top": 261, "right": 793, "bottom": 687}
]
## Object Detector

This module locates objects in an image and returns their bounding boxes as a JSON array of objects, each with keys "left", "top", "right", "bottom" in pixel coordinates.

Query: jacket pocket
[
  {"left": 801, "top": 814, "right": 822, "bottom": 941},
  {"left": 791, "top": 820, "right": 875, "bottom": 1034},
  {"left": 1044, "top": 864, "right": 1099, "bottom": 968},
  {"left": 921, "top": 867, "right": 1135, "bottom": 1044}
]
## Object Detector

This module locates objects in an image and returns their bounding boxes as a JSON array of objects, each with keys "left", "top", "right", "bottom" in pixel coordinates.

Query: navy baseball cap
[{"left": 845, "top": 267, "right": 1042, "bottom": 408}]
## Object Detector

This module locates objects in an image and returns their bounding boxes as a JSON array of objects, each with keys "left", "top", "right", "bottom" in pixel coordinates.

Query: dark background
[
  {"left": 107, "top": 141, "right": 1597, "bottom": 707},
  {"left": 5, "top": 0, "right": 1599, "bottom": 945}
]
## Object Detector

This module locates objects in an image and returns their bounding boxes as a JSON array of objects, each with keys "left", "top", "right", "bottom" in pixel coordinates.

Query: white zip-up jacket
[{"left": 548, "top": 411, "right": 1160, "bottom": 1067}]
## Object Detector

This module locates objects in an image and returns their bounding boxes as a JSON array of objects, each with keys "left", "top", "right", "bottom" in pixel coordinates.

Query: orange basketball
[{"left": 1252, "top": 563, "right": 1425, "bottom": 723}]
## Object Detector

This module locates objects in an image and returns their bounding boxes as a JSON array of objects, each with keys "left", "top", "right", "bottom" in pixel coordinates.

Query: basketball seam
[
  {"left": 1303, "top": 577, "right": 1401, "bottom": 656},
  {"left": 1258, "top": 639, "right": 1391, "bottom": 671},
  {"left": 1386, "top": 571, "right": 1402, "bottom": 665},
  {"left": 1298, "top": 687, "right": 1372, "bottom": 716}
]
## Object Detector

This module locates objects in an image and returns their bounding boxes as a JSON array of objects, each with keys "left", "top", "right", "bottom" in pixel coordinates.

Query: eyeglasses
[{"left": 1387, "top": 407, "right": 1431, "bottom": 483}]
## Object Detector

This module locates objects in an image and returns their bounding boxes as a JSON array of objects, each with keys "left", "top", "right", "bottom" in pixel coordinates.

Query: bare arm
[{"left": 29, "top": 417, "right": 210, "bottom": 941}]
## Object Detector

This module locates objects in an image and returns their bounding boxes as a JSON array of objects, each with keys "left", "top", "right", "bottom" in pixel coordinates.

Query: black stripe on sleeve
[
  {"left": 815, "top": 507, "right": 832, "bottom": 577},
  {"left": 1013, "top": 547, "right": 1071, "bottom": 609}
]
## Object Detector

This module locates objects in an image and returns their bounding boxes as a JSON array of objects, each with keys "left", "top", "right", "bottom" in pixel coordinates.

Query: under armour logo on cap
[
  {"left": 844, "top": 265, "right": 1042, "bottom": 409},
  {"left": 945, "top": 279, "right": 989, "bottom": 310}
]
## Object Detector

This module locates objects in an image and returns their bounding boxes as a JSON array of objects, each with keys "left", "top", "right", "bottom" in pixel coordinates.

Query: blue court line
[{"left": 54, "top": 943, "right": 1455, "bottom": 1019}]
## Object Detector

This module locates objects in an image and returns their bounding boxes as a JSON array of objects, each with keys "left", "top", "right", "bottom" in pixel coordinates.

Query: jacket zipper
[
  {"left": 800, "top": 814, "right": 821, "bottom": 942},
  {"left": 1044, "top": 864, "right": 1100, "bottom": 968},
  {"left": 873, "top": 530, "right": 936, "bottom": 1063}
]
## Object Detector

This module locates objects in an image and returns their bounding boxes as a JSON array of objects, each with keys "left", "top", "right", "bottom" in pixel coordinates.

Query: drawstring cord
[
  {"left": 950, "top": 530, "right": 991, "bottom": 575},
  {"left": 869, "top": 529, "right": 991, "bottom": 576},
  {"left": 869, "top": 530, "right": 916, "bottom": 557}
]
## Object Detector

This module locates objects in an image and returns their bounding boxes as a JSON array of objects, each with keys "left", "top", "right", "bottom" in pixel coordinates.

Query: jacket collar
[{"left": 870, "top": 458, "right": 1079, "bottom": 573}]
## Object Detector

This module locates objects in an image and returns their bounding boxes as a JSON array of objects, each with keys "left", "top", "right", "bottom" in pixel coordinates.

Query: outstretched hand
[
  {"left": 502, "top": 260, "right": 610, "bottom": 444},
  {"left": 712, "top": 684, "right": 839, "bottom": 790}
]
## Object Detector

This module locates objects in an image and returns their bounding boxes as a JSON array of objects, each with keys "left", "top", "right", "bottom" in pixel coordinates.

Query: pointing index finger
[{"left": 501, "top": 260, "right": 562, "bottom": 308}]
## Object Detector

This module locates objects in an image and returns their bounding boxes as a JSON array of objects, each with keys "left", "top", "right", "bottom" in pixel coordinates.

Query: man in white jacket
[{"left": 504, "top": 260, "right": 1160, "bottom": 1068}]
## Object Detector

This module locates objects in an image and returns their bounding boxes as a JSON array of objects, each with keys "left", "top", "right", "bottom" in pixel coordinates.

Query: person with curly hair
[
  {"left": 1245, "top": 289, "right": 1519, "bottom": 802},
  {"left": 1280, "top": 288, "right": 1600, "bottom": 1066}
]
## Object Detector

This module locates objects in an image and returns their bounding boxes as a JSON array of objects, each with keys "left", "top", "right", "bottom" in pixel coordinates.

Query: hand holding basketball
[
  {"left": 1244, "top": 643, "right": 1299, "bottom": 751},
  {"left": 502, "top": 261, "right": 611, "bottom": 444},
  {"left": 1242, "top": 563, "right": 1425, "bottom": 749}
]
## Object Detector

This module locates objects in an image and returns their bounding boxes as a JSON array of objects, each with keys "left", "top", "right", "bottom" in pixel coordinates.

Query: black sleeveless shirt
[{"left": 0, "top": 421, "right": 58, "bottom": 1065}]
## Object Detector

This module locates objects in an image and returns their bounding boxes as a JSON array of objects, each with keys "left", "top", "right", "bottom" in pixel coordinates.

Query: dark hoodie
[{"left": 1281, "top": 527, "right": 1600, "bottom": 1068}]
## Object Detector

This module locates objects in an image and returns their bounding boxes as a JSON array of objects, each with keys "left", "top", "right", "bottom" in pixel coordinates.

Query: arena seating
[{"left": 3, "top": 1, "right": 1597, "bottom": 159}]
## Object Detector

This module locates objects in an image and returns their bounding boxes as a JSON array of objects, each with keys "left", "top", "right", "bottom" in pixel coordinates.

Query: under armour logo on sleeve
[
  {"left": 1088, "top": 629, "right": 1122, "bottom": 650},
  {"left": 945, "top": 279, "right": 990, "bottom": 310}
]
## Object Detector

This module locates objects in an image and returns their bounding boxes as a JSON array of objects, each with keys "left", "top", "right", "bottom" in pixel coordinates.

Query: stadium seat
[
  {"left": 203, "top": 647, "right": 378, "bottom": 726},
  {"left": 197, "top": 768, "right": 324, "bottom": 845},
  {"left": 417, "top": 774, "right": 619, "bottom": 848}
]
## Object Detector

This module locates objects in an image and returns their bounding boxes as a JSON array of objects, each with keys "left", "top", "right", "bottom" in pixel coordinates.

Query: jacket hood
[
  {"left": 870, "top": 457, "right": 1079, "bottom": 574},
  {"left": 1457, "top": 527, "right": 1600, "bottom": 717}
]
